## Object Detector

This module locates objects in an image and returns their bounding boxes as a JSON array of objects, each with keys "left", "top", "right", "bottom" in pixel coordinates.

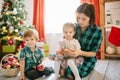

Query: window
[{"left": 45, "top": 0, "right": 80, "bottom": 33}]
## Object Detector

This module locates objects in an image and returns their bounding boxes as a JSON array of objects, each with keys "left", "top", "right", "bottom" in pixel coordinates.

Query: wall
[
  {"left": 46, "top": 33, "right": 63, "bottom": 53},
  {"left": 105, "top": 1, "right": 120, "bottom": 26}
]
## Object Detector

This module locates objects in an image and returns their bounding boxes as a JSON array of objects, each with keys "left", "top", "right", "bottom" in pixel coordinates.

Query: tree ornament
[
  {"left": 5, "top": 2, "right": 9, "bottom": 8},
  {"left": 6, "top": 21, "right": 11, "bottom": 25},
  {"left": 19, "top": 20, "right": 25, "bottom": 24},
  {"left": 4, "top": 7, "right": 8, "bottom": 12},
  {"left": 3, "top": 29, "right": 8, "bottom": 33},
  {"left": 8, "top": 38, "right": 14, "bottom": 45},
  {"left": 18, "top": 23, "right": 20, "bottom": 26},
  {"left": 2, "top": 26, "right": 6, "bottom": 30},
  {"left": 17, "top": 17, "right": 20, "bottom": 20},
  {"left": 26, "top": 25, "right": 29, "bottom": 28},
  {"left": 15, "top": 29, "right": 18, "bottom": 32},
  {"left": 19, "top": 32, "right": 23, "bottom": 36},
  {"left": 13, "top": 8, "right": 17, "bottom": 15},
  {"left": 9, "top": 25, "right": 14, "bottom": 31},
  {"left": 0, "top": 44, "right": 2, "bottom": 50},
  {"left": 21, "top": 42, "right": 25, "bottom": 48}
]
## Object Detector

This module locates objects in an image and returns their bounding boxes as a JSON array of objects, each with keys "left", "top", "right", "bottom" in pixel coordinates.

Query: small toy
[{"left": 106, "top": 46, "right": 116, "bottom": 54}]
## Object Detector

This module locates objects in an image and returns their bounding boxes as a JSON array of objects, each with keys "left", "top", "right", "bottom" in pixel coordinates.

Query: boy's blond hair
[
  {"left": 23, "top": 29, "right": 39, "bottom": 40},
  {"left": 63, "top": 22, "right": 76, "bottom": 31}
]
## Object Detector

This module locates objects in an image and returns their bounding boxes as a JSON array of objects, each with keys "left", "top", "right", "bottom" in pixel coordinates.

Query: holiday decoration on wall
[
  {"left": 0, "top": 0, "right": 34, "bottom": 54},
  {"left": 108, "top": 26, "right": 120, "bottom": 46}
]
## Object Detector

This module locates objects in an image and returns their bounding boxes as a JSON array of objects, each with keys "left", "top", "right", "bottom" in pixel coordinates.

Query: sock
[{"left": 67, "top": 59, "right": 81, "bottom": 80}]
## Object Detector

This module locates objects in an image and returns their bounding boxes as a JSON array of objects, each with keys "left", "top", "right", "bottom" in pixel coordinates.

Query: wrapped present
[
  {"left": 36, "top": 42, "right": 44, "bottom": 49},
  {"left": 43, "top": 44, "right": 49, "bottom": 57},
  {"left": 36, "top": 42, "right": 49, "bottom": 57},
  {"left": 2, "top": 45, "right": 16, "bottom": 53}
]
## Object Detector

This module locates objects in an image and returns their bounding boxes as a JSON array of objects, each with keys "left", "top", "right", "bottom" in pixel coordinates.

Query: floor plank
[
  {"left": 89, "top": 60, "right": 109, "bottom": 80},
  {"left": 104, "top": 60, "right": 120, "bottom": 80}
]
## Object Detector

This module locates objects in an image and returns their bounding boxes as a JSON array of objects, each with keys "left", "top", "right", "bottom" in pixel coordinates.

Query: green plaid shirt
[
  {"left": 19, "top": 46, "right": 44, "bottom": 72},
  {"left": 65, "top": 23, "right": 103, "bottom": 78}
]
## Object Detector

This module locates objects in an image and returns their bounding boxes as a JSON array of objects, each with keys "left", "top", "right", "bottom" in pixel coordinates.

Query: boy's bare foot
[{"left": 60, "top": 68, "right": 65, "bottom": 77}]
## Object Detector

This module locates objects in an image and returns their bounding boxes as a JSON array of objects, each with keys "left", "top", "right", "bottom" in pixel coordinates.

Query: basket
[{"left": 0, "top": 54, "right": 20, "bottom": 77}]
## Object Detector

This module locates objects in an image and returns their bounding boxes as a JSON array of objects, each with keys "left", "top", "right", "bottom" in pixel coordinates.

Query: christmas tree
[
  {"left": 0, "top": 0, "right": 34, "bottom": 59},
  {"left": 0, "top": 0, "right": 34, "bottom": 46}
]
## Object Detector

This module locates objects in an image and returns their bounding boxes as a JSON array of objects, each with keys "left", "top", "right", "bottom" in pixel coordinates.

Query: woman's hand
[{"left": 64, "top": 49, "right": 82, "bottom": 57}]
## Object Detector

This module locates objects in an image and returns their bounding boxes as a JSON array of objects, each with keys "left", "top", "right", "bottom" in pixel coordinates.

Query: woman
[{"left": 63, "top": 3, "right": 103, "bottom": 79}]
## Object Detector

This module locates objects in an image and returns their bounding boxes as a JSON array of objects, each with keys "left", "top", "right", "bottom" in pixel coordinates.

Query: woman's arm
[
  {"left": 79, "top": 50, "right": 96, "bottom": 57},
  {"left": 65, "top": 49, "right": 96, "bottom": 57}
]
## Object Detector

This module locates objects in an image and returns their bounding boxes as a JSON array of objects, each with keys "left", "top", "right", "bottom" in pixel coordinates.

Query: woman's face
[{"left": 76, "top": 12, "right": 90, "bottom": 28}]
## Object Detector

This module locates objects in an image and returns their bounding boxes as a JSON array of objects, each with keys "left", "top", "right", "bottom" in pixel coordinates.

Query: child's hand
[
  {"left": 37, "top": 64, "right": 45, "bottom": 71},
  {"left": 58, "top": 49, "right": 65, "bottom": 55},
  {"left": 19, "top": 76, "right": 25, "bottom": 80}
]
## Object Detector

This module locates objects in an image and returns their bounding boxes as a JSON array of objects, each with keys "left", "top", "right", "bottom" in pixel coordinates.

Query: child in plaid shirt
[{"left": 19, "top": 29, "right": 54, "bottom": 80}]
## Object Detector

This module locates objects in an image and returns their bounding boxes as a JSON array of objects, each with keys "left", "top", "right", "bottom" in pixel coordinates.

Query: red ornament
[
  {"left": 21, "top": 42, "right": 25, "bottom": 48},
  {"left": 9, "top": 62, "right": 15, "bottom": 66},
  {"left": 8, "top": 57, "right": 14, "bottom": 62},
  {"left": 37, "top": 64, "right": 44, "bottom": 71},
  {"left": 5, "top": 2, "right": 9, "bottom": 8},
  {"left": 96, "top": 48, "right": 101, "bottom": 59},
  {"left": 20, "top": 20, "right": 25, "bottom": 24},
  {"left": 8, "top": 38, "right": 14, "bottom": 45},
  {"left": 0, "top": 44, "right": 2, "bottom": 50},
  {"left": 3, "top": 63, "right": 8, "bottom": 67}
]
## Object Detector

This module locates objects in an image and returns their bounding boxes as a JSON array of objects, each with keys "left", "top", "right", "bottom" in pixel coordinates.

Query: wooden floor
[{"left": 0, "top": 59, "right": 120, "bottom": 80}]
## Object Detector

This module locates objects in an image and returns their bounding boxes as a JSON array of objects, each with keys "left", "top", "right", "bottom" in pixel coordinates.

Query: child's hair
[
  {"left": 76, "top": 3, "right": 95, "bottom": 25},
  {"left": 63, "top": 22, "right": 76, "bottom": 32},
  {"left": 23, "top": 29, "right": 39, "bottom": 40}
]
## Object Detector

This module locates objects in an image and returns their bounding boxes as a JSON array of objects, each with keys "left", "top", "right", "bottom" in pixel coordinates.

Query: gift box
[
  {"left": 36, "top": 42, "right": 49, "bottom": 57},
  {"left": 43, "top": 44, "right": 49, "bottom": 57},
  {"left": 2, "top": 45, "right": 16, "bottom": 53}
]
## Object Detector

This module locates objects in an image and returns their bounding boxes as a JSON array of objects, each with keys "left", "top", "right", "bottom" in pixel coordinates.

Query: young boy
[{"left": 19, "top": 29, "right": 54, "bottom": 80}]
